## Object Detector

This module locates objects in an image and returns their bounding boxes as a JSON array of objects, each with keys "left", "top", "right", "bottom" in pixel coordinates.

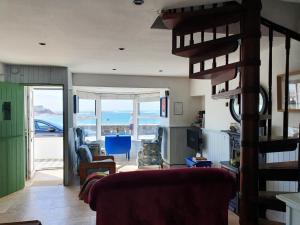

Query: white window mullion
[
  {"left": 133, "top": 96, "right": 139, "bottom": 140},
  {"left": 96, "top": 98, "right": 102, "bottom": 140}
]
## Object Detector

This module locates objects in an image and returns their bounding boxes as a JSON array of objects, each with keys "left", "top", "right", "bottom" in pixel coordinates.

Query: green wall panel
[{"left": 0, "top": 82, "right": 25, "bottom": 198}]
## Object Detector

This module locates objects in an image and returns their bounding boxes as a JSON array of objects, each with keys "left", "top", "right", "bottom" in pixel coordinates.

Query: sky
[{"left": 34, "top": 89, "right": 63, "bottom": 113}]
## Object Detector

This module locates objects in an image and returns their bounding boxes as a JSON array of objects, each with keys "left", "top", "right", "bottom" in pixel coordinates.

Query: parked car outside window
[{"left": 34, "top": 119, "right": 63, "bottom": 137}]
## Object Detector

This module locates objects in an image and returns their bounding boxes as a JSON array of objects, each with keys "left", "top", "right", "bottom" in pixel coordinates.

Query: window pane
[
  {"left": 138, "top": 101, "right": 160, "bottom": 139},
  {"left": 139, "top": 101, "right": 160, "bottom": 117},
  {"left": 77, "top": 119, "right": 97, "bottom": 142},
  {"left": 101, "top": 100, "right": 133, "bottom": 136},
  {"left": 78, "top": 99, "right": 95, "bottom": 116}
]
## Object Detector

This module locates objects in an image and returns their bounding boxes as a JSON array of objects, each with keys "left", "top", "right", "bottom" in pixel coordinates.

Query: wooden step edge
[
  {"left": 189, "top": 62, "right": 240, "bottom": 79},
  {"left": 173, "top": 34, "right": 241, "bottom": 58},
  {"left": 259, "top": 191, "right": 292, "bottom": 199},
  {"left": 259, "top": 161, "right": 299, "bottom": 170},
  {"left": 259, "top": 218, "right": 284, "bottom": 225},
  {"left": 161, "top": 1, "right": 242, "bottom": 30},
  {"left": 212, "top": 88, "right": 241, "bottom": 99}
]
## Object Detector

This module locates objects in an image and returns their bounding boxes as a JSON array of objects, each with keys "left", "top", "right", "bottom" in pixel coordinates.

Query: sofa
[{"left": 89, "top": 168, "right": 236, "bottom": 225}]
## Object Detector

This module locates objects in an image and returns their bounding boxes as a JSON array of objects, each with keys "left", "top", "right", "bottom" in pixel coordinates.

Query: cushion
[{"left": 78, "top": 145, "right": 93, "bottom": 163}]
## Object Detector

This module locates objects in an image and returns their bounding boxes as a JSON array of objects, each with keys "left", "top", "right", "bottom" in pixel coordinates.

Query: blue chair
[{"left": 105, "top": 135, "right": 131, "bottom": 160}]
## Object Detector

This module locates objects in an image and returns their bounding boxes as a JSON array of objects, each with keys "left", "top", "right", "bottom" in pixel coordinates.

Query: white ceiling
[{"left": 0, "top": 0, "right": 297, "bottom": 77}]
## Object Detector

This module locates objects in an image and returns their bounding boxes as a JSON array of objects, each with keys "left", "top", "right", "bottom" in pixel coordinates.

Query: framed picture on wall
[
  {"left": 174, "top": 102, "right": 183, "bottom": 115},
  {"left": 160, "top": 97, "right": 168, "bottom": 117}
]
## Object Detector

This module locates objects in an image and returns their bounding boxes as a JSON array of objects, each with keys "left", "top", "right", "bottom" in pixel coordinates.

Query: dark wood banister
[{"left": 261, "top": 17, "right": 300, "bottom": 41}]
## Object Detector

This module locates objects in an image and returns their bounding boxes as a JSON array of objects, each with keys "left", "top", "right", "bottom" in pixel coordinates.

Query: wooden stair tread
[
  {"left": 259, "top": 161, "right": 300, "bottom": 181},
  {"left": 173, "top": 35, "right": 240, "bottom": 59},
  {"left": 259, "top": 218, "right": 284, "bottom": 225},
  {"left": 161, "top": 1, "right": 242, "bottom": 33},
  {"left": 260, "top": 161, "right": 299, "bottom": 170},
  {"left": 259, "top": 191, "right": 291, "bottom": 199},
  {"left": 189, "top": 62, "right": 240, "bottom": 79},
  {"left": 258, "top": 191, "right": 289, "bottom": 212},
  {"left": 259, "top": 136, "right": 299, "bottom": 153},
  {"left": 212, "top": 88, "right": 241, "bottom": 99}
]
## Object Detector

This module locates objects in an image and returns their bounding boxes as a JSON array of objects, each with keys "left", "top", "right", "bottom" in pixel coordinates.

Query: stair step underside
[
  {"left": 189, "top": 62, "right": 240, "bottom": 79},
  {"left": 173, "top": 34, "right": 240, "bottom": 58},
  {"left": 258, "top": 191, "right": 290, "bottom": 212},
  {"left": 259, "top": 161, "right": 300, "bottom": 181},
  {"left": 259, "top": 136, "right": 299, "bottom": 153},
  {"left": 162, "top": 1, "right": 242, "bottom": 34},
  {"left": 259, "top": 218, "right": 284, "bottom": 225}
]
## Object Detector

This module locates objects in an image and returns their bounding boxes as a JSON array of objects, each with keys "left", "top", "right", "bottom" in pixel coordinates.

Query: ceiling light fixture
[
  {"left": 119, "top": 47, "right": 125, "bottom": 51},
  {"left": 112, "top": 69, "right": 117, "bottom": 71},
  {"left": 133, "top": 0, "right": 144, "bottom": 5},
  {"left": 39, "top": 42, "right": 46, "bottom": 46},
  {"left": 159, "top": 70, "right": 163, "bottom": 72}
]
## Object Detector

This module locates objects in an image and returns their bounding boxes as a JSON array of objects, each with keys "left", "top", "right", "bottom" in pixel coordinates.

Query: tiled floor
[{"left": 35, "top": 159, "right": 63, "bottom": 171}]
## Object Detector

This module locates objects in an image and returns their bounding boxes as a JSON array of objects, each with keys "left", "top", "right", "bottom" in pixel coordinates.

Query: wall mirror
[
  {"left": 229, "top": 86, "right": 268, "bottom": 123},
  {"left": 277, "top": 70, "right": 300, "bottom": 112}
]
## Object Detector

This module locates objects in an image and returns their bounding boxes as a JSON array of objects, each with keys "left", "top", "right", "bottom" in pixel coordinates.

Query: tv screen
[{"left": 187, "top": 128, "right": 201, "bottom": 151}]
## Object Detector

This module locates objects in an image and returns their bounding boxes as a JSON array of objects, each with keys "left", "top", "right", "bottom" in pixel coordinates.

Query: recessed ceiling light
[
  {"left": 39, "top": 42, "right": 46, "bottom": 46},
  {"left": 133, "top": 0, "right": 144, "bottom": 5},
  {"left": 112, "top": 69, "right": 117, "bottom": 71},
  {"left": 159, "top": 70, "right": 163, "bottom": 72},
  {"left": 118, "top": 47, "right": 125, "bottom": 51}
]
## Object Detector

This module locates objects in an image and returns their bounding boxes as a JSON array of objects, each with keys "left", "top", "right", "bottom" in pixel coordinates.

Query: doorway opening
[{"left": 25, "top": 86, "right": 64, "bottom": 186}]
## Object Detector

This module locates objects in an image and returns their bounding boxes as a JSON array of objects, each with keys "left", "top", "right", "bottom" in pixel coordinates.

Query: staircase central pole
[{"left": 239, "top": 0, "right": 261, "bottom": 225}]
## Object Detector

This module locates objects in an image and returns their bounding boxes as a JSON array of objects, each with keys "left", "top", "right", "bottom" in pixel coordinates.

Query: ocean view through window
[{"left": 75, "top": 96, "right": 161, "bottom": 141}]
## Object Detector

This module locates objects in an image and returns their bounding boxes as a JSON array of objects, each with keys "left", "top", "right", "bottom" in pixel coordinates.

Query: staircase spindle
[
  {"left": 283, "top": 36, "right": 290, "bottom": 139},
  {"left": 189, "top": 61, "right": 194, "bottom": 75},
  {"left": 212, "top": 29, "right": 217, "bottom": 68},
  {"left": 267, "top": 28, "right": 273, "bottom": 138},
  {"left": 225, "top": 81, "right": 229, "bottom": 91},
  {"left": 201, "top": 27, "right": 205, "bottom": 70},
  {"left": 180, "top": 35, "right": 184, "bottom": 48},
  {"left": 212, "top": 85, "right": 216, "bottom": 95},
  {"left": 225, "top": 24, "right": 229, "bottom": 65},
  {"left": 190, "top": 34, "right": 194, "bottom": 45}
]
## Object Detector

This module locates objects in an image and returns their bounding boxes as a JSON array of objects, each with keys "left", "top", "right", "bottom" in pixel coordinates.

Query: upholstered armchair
[
  {"left": 76, "top": 127, "right": 102, "bottom": 156},
  {"left": 77, "top": 145, "right": 116, "bottom": 184},
  {"left": 137, "top": 127, "right": 163, "bottom": 168},
  {"left": 89, "top": 168, "right": 236, "bottom": 225}
]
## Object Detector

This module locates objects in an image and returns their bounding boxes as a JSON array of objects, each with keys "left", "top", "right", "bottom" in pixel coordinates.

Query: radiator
[{"left": 201, "top": 129, "right": 230, "bottom": 166}]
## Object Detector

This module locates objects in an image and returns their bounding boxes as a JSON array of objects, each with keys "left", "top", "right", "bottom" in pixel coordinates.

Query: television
[{"left": 187, "top": 127, "right": 202, "bottom": 152}]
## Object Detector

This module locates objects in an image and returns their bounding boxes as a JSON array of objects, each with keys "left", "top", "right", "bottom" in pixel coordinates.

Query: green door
[{"left": 0, "top": 82, "right": 25, "bottom": 197}]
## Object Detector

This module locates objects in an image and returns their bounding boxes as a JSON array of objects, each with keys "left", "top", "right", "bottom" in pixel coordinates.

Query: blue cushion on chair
[{"left": 78, "top": 145, "right": 93, "bottom": 163}]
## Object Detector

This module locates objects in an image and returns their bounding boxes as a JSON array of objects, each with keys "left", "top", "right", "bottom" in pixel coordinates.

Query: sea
[{"left": 34, "top": 111, "right": 160, "bottom": 128}]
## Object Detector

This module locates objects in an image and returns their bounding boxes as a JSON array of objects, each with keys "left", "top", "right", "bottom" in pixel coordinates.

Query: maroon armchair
[{"left": 89, "top": 168, "right": 236, "bottom": 225}]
